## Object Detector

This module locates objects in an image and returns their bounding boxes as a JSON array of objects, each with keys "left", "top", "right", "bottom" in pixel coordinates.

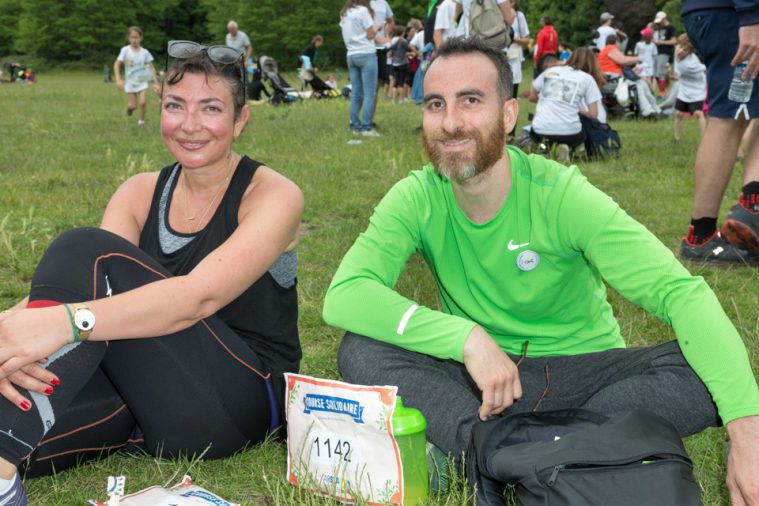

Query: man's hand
[
  {"left": 732, "top": 24, "right": 759, "bottom": 80},
  {"left": 726, "top": 416, "right": 759, "bottom": 505},
  {"left": 462, "top": 326, "right": 522, "bottom": 421}
]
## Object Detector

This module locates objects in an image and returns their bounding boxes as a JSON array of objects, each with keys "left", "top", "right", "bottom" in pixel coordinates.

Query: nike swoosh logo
[{"left": 507, "top": 240, "right": 529, "bottom": 251}]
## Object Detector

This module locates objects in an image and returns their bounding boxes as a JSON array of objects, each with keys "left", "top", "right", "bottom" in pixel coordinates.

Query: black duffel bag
[{"left": 467, "top": 409, "right": 703, "bottom": 506}]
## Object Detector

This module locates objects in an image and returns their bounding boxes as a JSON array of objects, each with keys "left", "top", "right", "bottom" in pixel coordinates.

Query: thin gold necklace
[{"left": 181, "top": 158, "right": 235, "bottom": 233}]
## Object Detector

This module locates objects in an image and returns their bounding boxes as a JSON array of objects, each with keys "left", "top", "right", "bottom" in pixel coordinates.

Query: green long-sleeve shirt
[{"left": 323, "top": 147, "right": 759, "bottom": 424}]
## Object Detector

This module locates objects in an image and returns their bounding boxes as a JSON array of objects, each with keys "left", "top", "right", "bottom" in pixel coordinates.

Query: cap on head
[
  {"left": 640, "top": 27, "right": 654, "bottom": 37},
  {"left": 654, "top": 11, "right": 667, "bottom": 23},
  {"left": 600, "top": 12, "right": 614, "bottom": 22}
]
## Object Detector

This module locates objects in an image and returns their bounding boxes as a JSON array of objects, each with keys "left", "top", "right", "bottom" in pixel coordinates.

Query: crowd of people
[{"left": 0, "top": 1, "right": 757, "bottom": 505}]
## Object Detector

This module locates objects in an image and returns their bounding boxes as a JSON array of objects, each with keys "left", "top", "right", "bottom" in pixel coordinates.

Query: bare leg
[
  {"left": 138, "top": 90, "right": 147, "bottom": 122},
  {"left": 0, "top": 458, "right": 14, "bottom": 480},
  {"left": 674, "top": 111, "right": 684, "bottom": 142},
  {"left": 694, "top": 111, "right": 707, "bottom": 140},
  {"left": 126, "top": 92, "right": 137, "bottom": 113},
  {"left": 742, "top": 120, "right": 759, "bottom": 185},
  {"left": 691, "top": 117, "right": 749, "bottom": 219}
]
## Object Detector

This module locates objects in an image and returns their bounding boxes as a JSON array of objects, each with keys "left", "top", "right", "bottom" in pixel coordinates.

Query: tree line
[{"left": 0, "top": 0, "right": 679, "bottom": 71}]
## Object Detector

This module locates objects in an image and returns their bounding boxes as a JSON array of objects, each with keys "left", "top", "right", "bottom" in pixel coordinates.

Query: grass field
[{"left": 0, "top": 71, "right": 757, "bottom": 505}]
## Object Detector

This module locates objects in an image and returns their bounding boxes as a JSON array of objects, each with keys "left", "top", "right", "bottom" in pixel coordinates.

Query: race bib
[{"left": 285, "top": 374, "right": 403, "bottom": 505}]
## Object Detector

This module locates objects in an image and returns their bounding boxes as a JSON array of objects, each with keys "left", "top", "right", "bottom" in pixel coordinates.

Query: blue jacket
[{"left": 682, "top": 0, "right": 759, "bottom": 26}]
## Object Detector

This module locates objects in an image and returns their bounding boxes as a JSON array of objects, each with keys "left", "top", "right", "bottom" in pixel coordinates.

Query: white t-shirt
[
  {"left": 341, "top": 6, "right": 377, "bottom": 56},
  {"left": 410, "top": 30, "right": 425, "bottom": 54},
  {"left": 117, "top": 46, "right": 154, "bottom": 93},
  {"left": 532, "top": 65, "right": 603, "bottom": 135},
  {"left": 435, "top": 0, "right": 459, "bottom": 44},
  {"left": 634, "top": 41, "right": 657, "bottom": 77},
  {"left": 507, "top": 11, "right": 529, "bottom": 85},
  {"left": 225, "top": 31, "right": 251, "bottom": 55},
  {"left": 580, "top": 96, "right": 607, "bottom": 123},
  {"left": 594, "top": 25, "right": 616, "bottom": 51},
  {"left": 675, "top": 53, "right": 707, "bottom": 103},
  {"left": 371, "top": 0, "right": 395, "bottom": 49}
]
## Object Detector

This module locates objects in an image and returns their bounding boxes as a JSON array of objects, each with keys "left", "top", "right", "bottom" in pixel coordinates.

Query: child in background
[
  {"left": 558, "top": 42, "right": 571, "bottom": 62},
  {"left": 674, "top": 33, "right": 707, "bottom": 142},
  {"left": 114, "top": 26, "right": 161, "bottom": 127},
  {"left": 389, "top": 25, "right": 410, "bottom": 102},
  {"left": 325, "top": 74, "right": 339, "bottom": 90},
  {"left": 634, "top": 28, "right": 658, "bottom": 92}
]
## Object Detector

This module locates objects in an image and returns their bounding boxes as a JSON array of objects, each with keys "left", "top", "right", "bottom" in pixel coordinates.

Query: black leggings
[
  {"left": 529, "top": 128, "right": 587, "bottom": 149},
  {"left": 3, "top": 228, "right": 277, "bottom": 477}
]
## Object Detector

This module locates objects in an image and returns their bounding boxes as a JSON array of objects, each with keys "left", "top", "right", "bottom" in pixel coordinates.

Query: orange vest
[{"left": 598, "top": 45, "right": 623, "bottom": 75}]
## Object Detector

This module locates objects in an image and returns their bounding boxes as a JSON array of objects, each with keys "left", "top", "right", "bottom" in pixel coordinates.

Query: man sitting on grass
[{"left": 323, "top": 36, "right": 759, "bottom": 504}]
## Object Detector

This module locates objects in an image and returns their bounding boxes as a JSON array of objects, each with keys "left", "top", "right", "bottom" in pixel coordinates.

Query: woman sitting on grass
[{"left": 0, "top": 41, "right": 303, "bottom": 504}]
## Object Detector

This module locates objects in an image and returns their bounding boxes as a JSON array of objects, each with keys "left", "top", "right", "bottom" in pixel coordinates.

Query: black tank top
[{"left": 139, "top": 156, "right": 301, "bottom": 376}]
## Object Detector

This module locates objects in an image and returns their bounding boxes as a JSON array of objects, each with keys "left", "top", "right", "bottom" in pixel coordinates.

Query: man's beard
[{"left": 423, "top": 115, "right": 506, "bottom": 185}]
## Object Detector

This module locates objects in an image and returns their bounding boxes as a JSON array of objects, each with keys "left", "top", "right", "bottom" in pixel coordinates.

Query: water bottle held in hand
[{"left": 729, "top": 61, "right": 753, "bottom": 103}]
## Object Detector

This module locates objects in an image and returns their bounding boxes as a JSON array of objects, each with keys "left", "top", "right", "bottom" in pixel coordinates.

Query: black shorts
[
  {"left": 675, "top": 99, "right": 704, "bottom": 114},
  {"left": 392, "top": 64, "right": 409, "bottom": 88},
  {"left": 377, "top": 48, "right": 389, "bottom": 83}
]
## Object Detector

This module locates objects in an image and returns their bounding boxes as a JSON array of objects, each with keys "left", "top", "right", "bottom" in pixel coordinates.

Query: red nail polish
[
  {"left": 51, "top": 378, "right": 60, "bottom": 386},
  {"left": 44, "top": 387, "right": 53, "bottom": 395},
  {"left": 20, "top": 401, "right": 31, "bottom": 410}
]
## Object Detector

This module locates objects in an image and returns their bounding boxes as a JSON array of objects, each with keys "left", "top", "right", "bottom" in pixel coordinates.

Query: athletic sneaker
[
  {"left": 721, "top": 203, "right": 759, "bottom": 253},
  {"left": 361, "top": 129, "right": 381, "bottom": 138},
  {"left": 137, "top": 119, "right": 145, "bottom": 127},
  {"left": 0, "top": 474, "right": 27, "bottom": 506},
  {"left": 126, "top": 107, "right": 134, "bottom": 116},
  {"left": 680, "top": 229, "right": 759, "bottom": 265},
  {"left": 557, "top": 144, "right": 571, "bottom": 164}
]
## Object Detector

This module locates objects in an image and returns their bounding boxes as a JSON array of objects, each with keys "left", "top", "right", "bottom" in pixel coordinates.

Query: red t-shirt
[{"left": 536, "top": 26, "right": 558, "bottom": 63}]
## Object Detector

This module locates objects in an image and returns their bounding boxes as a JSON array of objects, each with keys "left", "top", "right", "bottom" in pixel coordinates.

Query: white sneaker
[
  {"left": 557, "top": 144, "right": 570, "bottom": 163},
  {"left": 137, "top": 119, "right": 145, "bottom": 127},
  {"left": 361, "top": 129, "right": 380, "bottom": 138}
]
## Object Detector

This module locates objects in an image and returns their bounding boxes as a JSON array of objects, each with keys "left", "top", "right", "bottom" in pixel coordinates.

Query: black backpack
[
  {"left": 580, "top": 115, "right": 621, "bottom": 158},
  {"left": 468, "top": 409, "right": 703, "bottom": 506}
]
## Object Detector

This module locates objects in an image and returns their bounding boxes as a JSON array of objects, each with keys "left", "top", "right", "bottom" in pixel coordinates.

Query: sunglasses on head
[{"left": 165, "top": 40, "right": 246, "bottom": 96}]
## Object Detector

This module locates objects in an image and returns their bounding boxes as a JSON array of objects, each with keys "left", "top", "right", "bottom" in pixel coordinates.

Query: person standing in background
[
  {"left": 679, "top": 0, "right": 759, "bottom": 267},
  {"left": 594, "top": 12, "right": 616, "bottom": 52},
  {"left": 534, "top": 16, "right": 558, "bottom": 78},
  {"left": 652, "top": 11, "right": 676, "bottom": 97},
  {"left": 225, "top": 21, "right": 253, "bottom": 71}
]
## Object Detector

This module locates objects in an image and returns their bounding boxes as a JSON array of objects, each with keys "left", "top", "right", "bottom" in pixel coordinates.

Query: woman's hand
[
  {"left": 0, "top": 306, "right": 71, "bottom": 382},
  {"left": 0, "top": 363, "right": 60, "bottom": 411}
]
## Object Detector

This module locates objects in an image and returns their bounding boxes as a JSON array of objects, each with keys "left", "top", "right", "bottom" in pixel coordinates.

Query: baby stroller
[
  {"left": 258, "top": 55, "right": 299, "bottom": 104},
  {"left": 299, "top": 70, "right": 340, "bottom": 98}
]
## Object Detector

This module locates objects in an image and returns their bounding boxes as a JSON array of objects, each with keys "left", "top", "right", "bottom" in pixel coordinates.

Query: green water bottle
[{"left": 392, "top": 396, "right": 429, "bottom": 505}]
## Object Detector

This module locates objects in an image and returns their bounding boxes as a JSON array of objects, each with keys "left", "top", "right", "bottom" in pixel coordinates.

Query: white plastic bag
[
  {"left": 614, "top": 79, "right": 630, "bottom": 107},
  {"left": 87, "top": 474, "right": 239, "bottom": 506}
]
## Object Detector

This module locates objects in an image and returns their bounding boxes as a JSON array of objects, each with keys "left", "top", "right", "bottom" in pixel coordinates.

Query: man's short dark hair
[
  {"left": 536, "top": 53, "right": 559, "bottom": 73},
  {"left": 605, "top": 34, "right": 618, "bottom": 46},
  {"left": 430, "top": 36, "right": 514, "bottom": 100}
]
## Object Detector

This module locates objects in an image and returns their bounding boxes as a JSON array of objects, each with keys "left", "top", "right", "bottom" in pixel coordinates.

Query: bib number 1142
[{"left": 309, "top": 432, "right": 361, "bottom": 468}]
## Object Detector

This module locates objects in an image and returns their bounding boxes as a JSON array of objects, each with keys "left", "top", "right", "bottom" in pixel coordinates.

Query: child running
[
  {"left": 114, "top": 26, "right": 161, "bottom": 127},
  {"left": 674, "top": 33, "right": 707, "bottom": 143}
]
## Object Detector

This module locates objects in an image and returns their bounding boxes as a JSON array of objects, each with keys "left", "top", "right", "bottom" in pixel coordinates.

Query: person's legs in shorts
[
  {"left": 682, "top": 9, "right": 759, "bottom": 259},
  {"left": 655, "top": 54, "right": 670, "bottom": 96}
]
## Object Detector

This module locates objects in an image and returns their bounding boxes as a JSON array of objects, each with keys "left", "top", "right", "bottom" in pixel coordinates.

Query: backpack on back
[{"left": 469, "top": 0, "right": 511, "bottom": 49}]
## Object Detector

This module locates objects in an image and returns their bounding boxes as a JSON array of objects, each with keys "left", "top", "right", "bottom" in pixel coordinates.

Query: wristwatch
[{"left": 71, "top": 304, "right": 96, "bottom": 341}]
